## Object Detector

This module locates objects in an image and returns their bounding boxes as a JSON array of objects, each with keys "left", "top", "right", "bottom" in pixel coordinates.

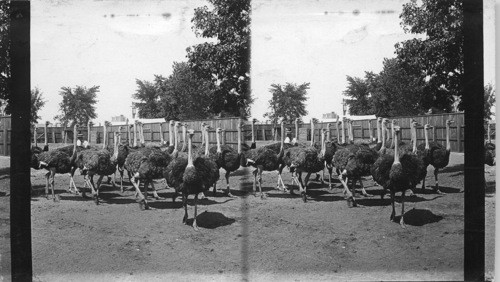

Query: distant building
[
  {"left": 322, "top": 112, "right": 339, "bottom": 121},
  {"left": 111, "top": 115, "right": 127, "bottom": 122}
]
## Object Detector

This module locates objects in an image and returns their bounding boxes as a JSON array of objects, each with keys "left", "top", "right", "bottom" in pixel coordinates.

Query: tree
[
  {"left": 395, "top": 0, "right": 463, "bottom": 110},
  {"left": 31, "top": 87, "right": 45, "bottom": 125},
  {"left": 0, "top": 2, "right": 9, "bottom": 113},
  {"left": 484, "top": 83, "right": 495, "bottom": 121},
  {"left": 369, "top": 58, "right": 426, "bottom": 116},
  {"left": 157, "top": 62, "right": 214, "bottom": 120},
  {"left": 264, "top": 82, "right": 309, "bottom": 125},
  {"left": 55, "top": 86, "right": 98, "bottom": 126},
  {"left": 343, "top": 74, "right": 375, "bottom": 115},
  {"left": 186, "top": 0, "right": 251, "bottom": 118},
  {"left": 133, "top": 79, "right": 163, "bottom": 119}
]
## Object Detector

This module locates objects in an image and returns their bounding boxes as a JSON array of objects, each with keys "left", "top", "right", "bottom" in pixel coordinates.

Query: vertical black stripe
[
  {"left": 463, "top": 0, "right": 484, "bottom": 280},
  {"left": 9, "top": 1, "right": 31, "bottom": 281}
]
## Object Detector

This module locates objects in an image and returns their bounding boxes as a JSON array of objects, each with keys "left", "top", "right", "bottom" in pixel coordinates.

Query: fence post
[
  {"left": 44, "top": 122, "right": 48, "bottom": 144},
  {"left": 262, "top": 127, "right": 266, "bottom": 141},
  {"left": 457, "top": 124, "right": 462, "bottom": 152},
  {"left": 432, "top": 126, "right": 436, "bottom": 143},
  {"left": 52, "top": 129, "right": 55, "bottom": 143},
  {"left": 3, "top": 121, "right": 7, "bottom": 155}
]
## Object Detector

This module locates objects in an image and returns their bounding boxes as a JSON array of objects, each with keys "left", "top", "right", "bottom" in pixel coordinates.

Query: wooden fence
[
  {"left": 247, "top": 113, "right": 469, "bottom": 153},
  {"left": 0, "top": 112, "right": 488, "bottom": 156},
  {"left": 0, "top": 116, "right": 10, "bottom": 156}
]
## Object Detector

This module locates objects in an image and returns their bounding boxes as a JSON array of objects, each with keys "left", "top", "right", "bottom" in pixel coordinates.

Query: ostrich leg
[
  {"left": 257, "top": 167, "right": 266, "bottom": 199},
  {"left": 182, "top": 193, "right": 188, "bottom": 224},
  {"left": 44, "top": 172, "right": 50, "bottom": 199},
  {"left": 302, "top": 172, "right": 312, "bottom": 202},
  {"left": 149, "top": 181, "right": 164, "bottom": 200},
  {"left": 95, "top": 175, "right": 105, "bottom": 205},
  {"left": 326, "top": 164, "right": 333, "bottom": 189},
  {"left": 68, "top": 167, "right": 80, "bottom": 195},
  {"left": 433, "top": 168, "right": 445, "bottom": 194},
  {"left": 338, "top": 174, "right": 356, "bottom": 207},
  {"left": 50, "top": 169, "right": 59, "bottom": 202},
  {"left": 276, "top": 164, "right": 287, "bottom": 191},
  {"left": 193, "top": 193, "right": 200, "bottom": 231},
  {"left": 252, "top": 169, "right": 258, "bottom": 196},
  {"left": 224, "top": 170, "right": 234, "bottom": 197},
  {"left": 118, "top": 167, "right": 125, "bottom": 193},
  {"left": 130, "top": 175, "right": 147, "bottom": 210},
  {"left": 358, "top": 179, "right": 373, "bottom": 197},
  {"left": 400, "top": 190, "right": 406, "bottom": 228},
  {"left": 390, "top": 190, "right": 396, "bottom": 221}
]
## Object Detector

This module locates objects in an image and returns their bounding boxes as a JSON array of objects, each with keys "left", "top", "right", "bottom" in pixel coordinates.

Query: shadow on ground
[
  {"left": 186, "top": 211, "right": 236, "bottom": 229},
  {"left": 394, "top": 208, "right": 444, "bottom": 226}
]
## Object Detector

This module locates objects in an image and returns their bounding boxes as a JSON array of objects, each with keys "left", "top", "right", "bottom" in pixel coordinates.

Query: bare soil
[{"left": 0, "top": 151, "right": 495, "bottom": 281}]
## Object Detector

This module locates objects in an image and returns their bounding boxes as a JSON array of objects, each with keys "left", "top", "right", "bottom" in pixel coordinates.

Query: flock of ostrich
[{"left": 30, "top": 117, "right": 495, "bottom": 230}]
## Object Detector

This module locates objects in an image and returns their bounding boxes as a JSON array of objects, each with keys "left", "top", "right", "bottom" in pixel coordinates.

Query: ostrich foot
[
  {"left": 138, "top": 199, "right": 148, "bottom": 210},
  {"left": 346, "top": 196, "right": 356, "bottom": 208},
  {"left": 193, "top": 221, "right": 199, "bottom": 231},
  {"left": 434, "top": 188, "right": 446, "bottom": 195},
  {"left": 408, "top": 189, "right": 416, "bottom": 197},
  {"left": 260, "top": 193, "right": 267, "bottom": 200},
  {"left": 390, "top": 211, "right": 395, "bottom": 221},
  {"left": 182, "top": 214, "right": 188, "bottom": 224},
  {"left": 53, "top": 195, "right": 60, "bottom": 202},
  {"left": 301, "top": 192, "right": 307, "bottom": 203},
  {"left": 400, "top": 217, "right": 406, "bottom": 228},
  {"left": 362, "top": 191, "right": 374, "bottom": 197},
  {"left": 226, "top": 191, "right": 235, "bottom": 198},
  {"left": 93, "top": 195, "right": 99, "bottom": 205}
]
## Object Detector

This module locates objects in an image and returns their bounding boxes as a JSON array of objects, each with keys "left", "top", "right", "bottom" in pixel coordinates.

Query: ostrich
[
  {"left": 31, "top": 124, "right": 79, "bottom": 200},
  {"left": 124, "top": 131, "right": 173, "bottom": 210},
  {"left": 243, "top": 120, "right": 285, "bottom": 198},
  {"left": 208, "top": 124, "right": 246, "bottom": 197},
  {"left": 372, "top": 126, "right": 423, "bottom": 228},
  {"left": 419, "top": 119, "right": 455, "bottom": 194},
  {"left": 180, "top": 129, "right": 216, "bottom": 230},
  {"left": 282, "top": 119, "right": 326, "bottom": 202},
  {"left": 369, "top": 117, "right": 383, "bottom": 151},
  {"left": 165, "top": 120, "right": 176, "bottom": 154},
  {"left": 75, "top": 131, "right": 120, "bottom": 204}
]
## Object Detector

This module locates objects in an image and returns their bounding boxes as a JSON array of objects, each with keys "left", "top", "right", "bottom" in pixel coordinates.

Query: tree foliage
[
  {"left": 343, "top": 75, "right": 375, "bottom": 115},
  {"left": 0, "top": 1, "right": 9, "bottom": 112},
  {"left": 186, "top": 0, "right": 251, "bottom": 118},
  {"left": 344, "top": 59, "right": 427, "bottom": 117},
  {"left": 264, "top": 82, "right": 309, "bottom": 124},
  {"left": 157, "top": 62, "right": 213, "bottom": 120},
  {"left": 133, "top": 79, "right": 162, "bottom": 119},
  {"left": 484, "top": 83, "right": 495, "bottom": 121},
  {"left": 55, "top": 86, "right": 99, "bottom": 127},
  {"left": 395, "top": 0, "right": 463, "bottom": 110},
  {"left": 31, "top": 87, "right": 45, "bottom": 125}
]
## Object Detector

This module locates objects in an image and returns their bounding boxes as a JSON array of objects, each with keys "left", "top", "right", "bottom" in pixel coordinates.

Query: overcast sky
[{"left": 32, "top": 0, "right": 495, "bottom": 124}]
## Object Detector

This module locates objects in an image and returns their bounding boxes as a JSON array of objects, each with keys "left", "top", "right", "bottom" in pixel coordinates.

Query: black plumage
[
  {"left": 417, "top": 120, "right": 454, "bottom": 194},
  {"left": 30, "top": 124, "right": 79, "bottom": 201}
]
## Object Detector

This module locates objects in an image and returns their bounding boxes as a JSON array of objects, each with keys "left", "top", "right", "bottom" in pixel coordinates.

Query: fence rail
[{"left": 0, "top": 112, "right": 484, "bottom": 156}]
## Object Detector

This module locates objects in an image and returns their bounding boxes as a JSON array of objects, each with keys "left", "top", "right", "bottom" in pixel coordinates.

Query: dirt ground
[{"left": 0, "top": 149, "right": 495, "bottom": 281}]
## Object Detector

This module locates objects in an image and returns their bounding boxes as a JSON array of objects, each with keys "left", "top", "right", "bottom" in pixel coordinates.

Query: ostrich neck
[
  {"left": 159, "top": 123, "right": 164, "bottom": 143},
  {"left": 71, "top": 125, "right": 77, "bottom": 160},
  {"left": 326, "top": 126, "right": 331, "bottom": 141},
  {"left": 336, "top": 123, "right": 340, "bottom": 142},
  {"left": 187, "top": 135, "right": 193, "bottom": 167},
  {"left": 424, "top": 128, "right": 430, "bottom": 150},
  {"left": 169, "top": 123, "right": 174, "bottom": 145},
  {"left": 390, "top": 123, "right": 395, "bottom": 147},
  {"left": 133, "top": 123, "right": 137, "bottom": 147},
  {"left": 174, "top": 127, "right": 179, "bottom": 152},
  {"left": 394, "top": 132, "right": 400, "bottom": 163},
  {"left": 380, "top": 123, "right": 386, "bottom": 151},
  {"left": 113, "top": 134, "right": 119, "bottom": 159},
  {"left": 279, "top": 123, "right": 284, "bottom": 155},
  {"left": 376, "top": 120, "right": 381, "bottom": 142},
  {"left": 412, "top": 125, "right": 417, "bottom": 153},
  {"left": 103, "top": 125, "right": 107, "bottom": 149},
  {"left": 237, "top": 126, "right": 241, "bottom": 154},
  {"left": 216, "top": 130, "right": 222, "bottom": 153},
  {"left": 251, "top": 123, "right": 255, "bottom": 143},
  {"left": 446, "top": 124, "right": 450, "bottom": 151},
  {"left": 181, "top": 126, "right": 187, "bottom": 151},
  {"left": 310, "top": 122, "right": 314, "bottom": 146},
  {"left": 341, "top": 122, "right": 345, "bottom": 144},
  {"left": 205, "top": 128, "right": 209, "bottom": 156}
]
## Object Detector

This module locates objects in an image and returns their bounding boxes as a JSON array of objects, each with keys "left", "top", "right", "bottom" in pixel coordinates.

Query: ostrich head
[{"left": 252, "top": 118, "right": 257, "bottom": 124}]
